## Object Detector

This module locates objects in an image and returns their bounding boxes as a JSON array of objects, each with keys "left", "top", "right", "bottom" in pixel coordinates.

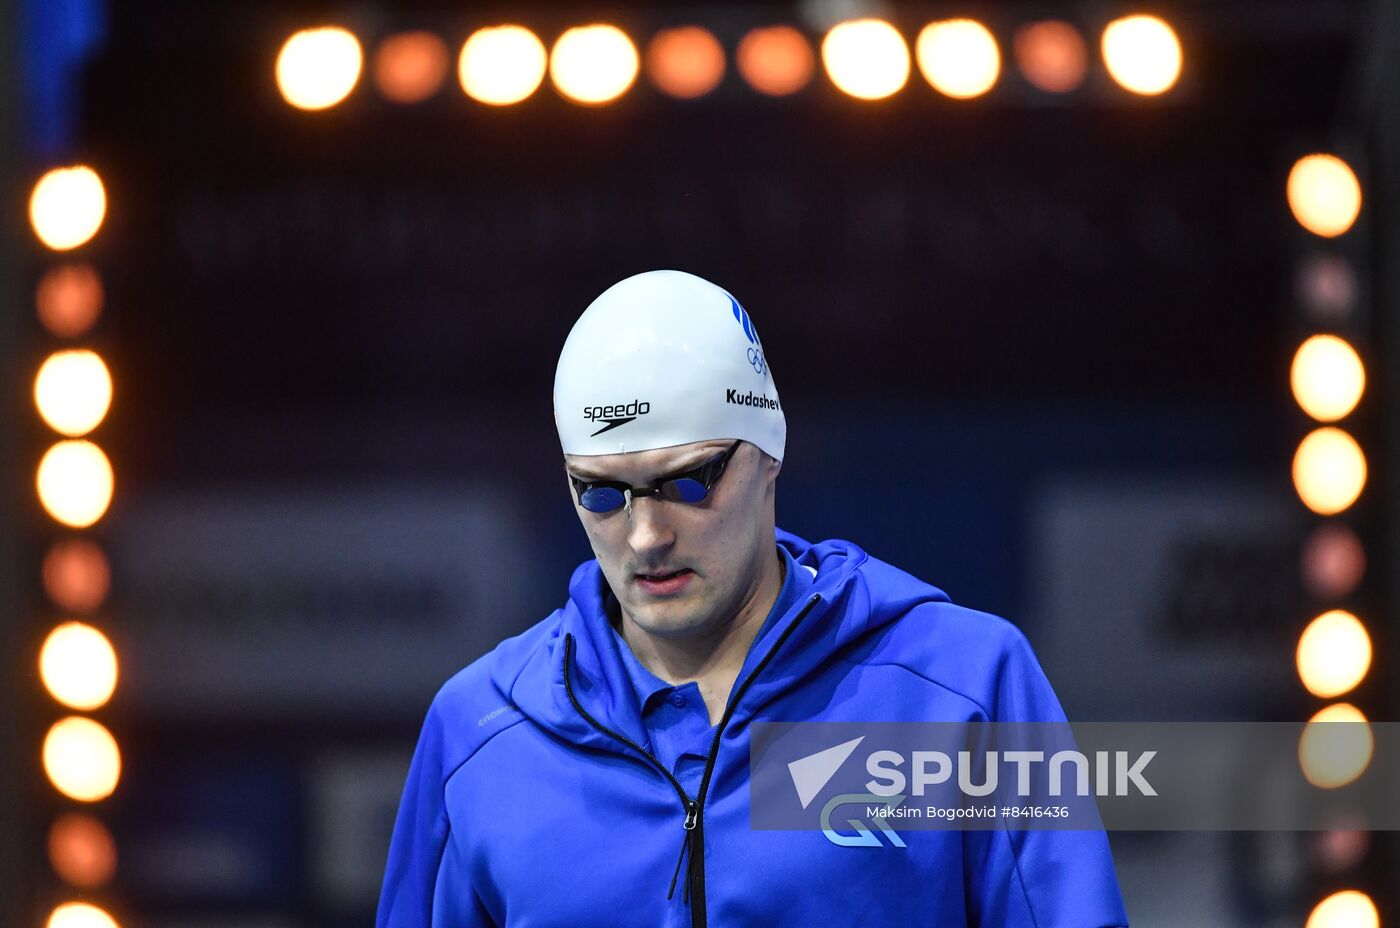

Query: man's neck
[{"left": 618, "top": 547, "right": 786, "bottom": 725}]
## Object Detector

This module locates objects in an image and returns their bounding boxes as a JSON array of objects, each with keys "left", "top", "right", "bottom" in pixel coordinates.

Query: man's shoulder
[
  {"left": 854, "top": 548, "right": 1030, "bottom": 657},
  {"left": 885, "top": 597, "right": 1031, "bottom": 657},
  {"left": 856, "top": 569, "right": 1050, "bottom": 719}
]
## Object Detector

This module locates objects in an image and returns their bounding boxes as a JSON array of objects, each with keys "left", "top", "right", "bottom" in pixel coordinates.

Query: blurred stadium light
[
  {"left": 915, "top": 19, "right": 1000, "bottom": 100},
  {"left": 1295, "top": 253, "right": 1359, "bottom": 325},
  {"left": 1301, "top": 523, "right": 1365, "bottom": 599},
  {"left": 275, "top": 26, "right": 362, "bottom": 110},
  {"left": 34, "top": 350, "right": 113, "bottom": 437},
  {"left": 1292, "top": 427, "right": 1366, "bottom": 516},
  {"left": 736, "top": 25, "right": 814, "bottom": 96},
  {"left": 263, "top": 15, "right": 1210, "bottom": 111},
  {"left": 1289, "top": 154, "right": 1364, "bottom": 238},
  {"left": 1306, "top": 889, "right": 1380, "bottom": 928},
  {"left": 35, "top": 264, "right": 103, "bottom": 338},
  {"left": 42, "top": 539, "right": 111, "bottom": 613},
  {"left": 36, "top": 440, "right": 114, "bottom": 529},
  {"left": 25, "top": 72, "right": 124, "bottom": 911},
  {"left": 45, "top": 901, "right": 120, "bottom": 928},
  {"left": 29, "top": 166, "right": 105, "bottom": 251},
  {"left": 47, "top": 813, "right": 117, "bottom": 890},
  {"left": 42, "top": 717, "right": 121, "bottom": 802},
  {"left": 1291, "top": 334, "right": 1365, "bottom": 422},
  {"left": 40, "top": 622, "right": 118, "bottom": 712},
  {"left": 549, "top": 24, "right": 640, "bottom": 104},
  {"left": 458, "top": 25, "right": 548, "bottom": 106},
  {"left": 372, "top": 31, "right": 449, "bottom": 104},
  {"left": 1013, "top": 20, "right": 1087, "bottom": 94},
  {"left": 1298, "top": 702, "right": 1372, "bottom": 789},
  {"left": 646, "top": 26, "right": 726, "bottom": 100},
  {"left": 1295, "top": 609, "right": 1371, "bottom": 698},
  {"left": 1101, "top": 14, "right": 1183, "bottom": 96},
  {"left": 821, "top": 18, "right": 909, "bottom": 100},
  {"left": 1283, "top": 130, "right": 1380, "bottom": 916}
]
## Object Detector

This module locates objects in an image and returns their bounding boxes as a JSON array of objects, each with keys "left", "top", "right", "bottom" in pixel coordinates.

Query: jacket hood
[{"left": 490, "top": 527, "right": 951, "bottom": 754}]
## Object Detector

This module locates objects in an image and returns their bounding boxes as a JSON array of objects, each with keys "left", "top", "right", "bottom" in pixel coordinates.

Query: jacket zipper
[{"left": 562, "top": 593, "right": 822, "bottom": 928}]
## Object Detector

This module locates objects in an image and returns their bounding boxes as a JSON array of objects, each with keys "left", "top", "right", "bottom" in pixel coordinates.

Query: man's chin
[{"left": 622, "top": 603, "right": 715, "bottom": 640}]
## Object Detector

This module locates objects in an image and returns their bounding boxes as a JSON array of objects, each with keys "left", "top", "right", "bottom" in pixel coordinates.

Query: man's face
[{"left": 564, "top": 439, "right": 779, "bottom": 640}]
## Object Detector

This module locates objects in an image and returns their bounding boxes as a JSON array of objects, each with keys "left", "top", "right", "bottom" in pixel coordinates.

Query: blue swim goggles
[{"left": 569, "top": 441, "right": 742, "bottom": 514}]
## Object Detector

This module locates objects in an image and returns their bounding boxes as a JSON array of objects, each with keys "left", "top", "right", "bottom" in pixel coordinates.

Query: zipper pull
[{"left": 667, "top": 801, "right": 700, "bottom": 902}]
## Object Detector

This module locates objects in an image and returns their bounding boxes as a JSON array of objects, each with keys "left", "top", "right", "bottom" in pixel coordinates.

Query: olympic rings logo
[{"left": 747, "top": 347, "right": 767, "bottom": 375}]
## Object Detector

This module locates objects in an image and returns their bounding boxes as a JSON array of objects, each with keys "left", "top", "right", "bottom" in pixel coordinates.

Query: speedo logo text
[{"left": 584, "top": 399, "right": 651, "bottom": 437}]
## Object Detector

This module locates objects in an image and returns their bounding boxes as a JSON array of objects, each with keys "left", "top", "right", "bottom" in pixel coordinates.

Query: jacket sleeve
[
  {"left": 377, "top": 697, "right": 496, "bottom": 928},
  {"left": 963, "top": 626, "right": 1131, "bottom": 928}
]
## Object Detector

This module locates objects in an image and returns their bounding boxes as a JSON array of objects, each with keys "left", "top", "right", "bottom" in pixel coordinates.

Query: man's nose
[{"left": 626, "top": 493, "right": 676, "bottom": 558}]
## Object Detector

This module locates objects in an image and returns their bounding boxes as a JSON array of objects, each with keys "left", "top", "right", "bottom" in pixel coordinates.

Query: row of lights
[
  {"left": 274, "top": 14, "right": 1183, "bottom": 111},
  {"left": 28, "top": 165, "right": 124, "bottom": 928},
  {"left": 1282, "top": 152, "right": 1380, "bottom": 928}
]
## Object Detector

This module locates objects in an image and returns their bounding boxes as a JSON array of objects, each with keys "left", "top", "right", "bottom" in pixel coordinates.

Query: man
[{"left": 377, "top": 270, "right": 1129, "bottom": 927}]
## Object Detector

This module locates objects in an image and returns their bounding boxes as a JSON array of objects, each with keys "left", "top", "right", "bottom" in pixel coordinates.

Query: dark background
[{"left": 5, "top": 0, "right": 1398, "bottom": 925}]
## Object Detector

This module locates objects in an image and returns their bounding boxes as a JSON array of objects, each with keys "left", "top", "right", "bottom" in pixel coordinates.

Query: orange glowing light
[
  {"left": 821, "top": 19, "right": 910, "bottom": 101},
  {"left": 30, "top": 166, "right": 107, "bottom": 251},
  {"left": 48, "top": 813, "right": 118, "bottom": 888},
  {"left": 1288, "top": 154, "right": 1363, "bottom": 238},
  {"left": 736, "top": 25, "right": 815, "bottom": 96},
  {"left": 43, "top": 538, "right": 112, "bottom": 613},
  {"left": 37, "top": 264, "right": 104, "bottom": 338},
  {"left": 43, "top": 717, "right": 122, "bottom": 802},
  {"left": 1296, "top": 609, "right": 1371, "bottom": 699},
  {"left": 45, "top": 902, "right": 120, "bottom": 928},
  {"left": 1101, "top": 15, "right": 1182, "bottom": 96},
  {"left": 276, "top": 26, "right": 363, "bottom": 110},
  {"left": 550, "top": 24, "right": 640, "bottom": 104},
  {"left": 915, "top": 19, "right": 1000, "bottom": 99},
  {"left": 1313, "top": 827, "right": 1370, "bottom": 873},
  {"left": 373, "top": 31, "right": 449, "bottom": 103},
  {"left": 41, "top": 621, "right": 119, "bottom": 711},
  {"left": 1306, "top": 890, "right": 1379, "bottom": 928},
  {"left": 37, "top": 440, "right": 115, "bottom": 529},
  {"left": 1013, "top": 20, "right": 1088, "bottom": 93},
  {"left": 1292, "top": 427, "right": 1366, "bottom": 516},
  {"left": 1291, "top": 334, "right": 1364, "bottom": 422},
  {"left": 1301, "top": 523, "right": 1365, "bottom": 600},
  {"left": 458, "top": 25, "right": 548, "bottom": 105},
  {"left": 1299, "top": 703, "right": 1372, "bottom": 789},
  {"left": 34, "top": 349, "right": 113, "bottom": 437},
  {"left": 646, "top": 26, "right": 726, "bottom": 99}
]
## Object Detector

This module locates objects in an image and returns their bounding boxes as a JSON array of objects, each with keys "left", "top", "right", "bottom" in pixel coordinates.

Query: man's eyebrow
[{"left": 567, "top": 446, "right": 727, "bottom": 482}]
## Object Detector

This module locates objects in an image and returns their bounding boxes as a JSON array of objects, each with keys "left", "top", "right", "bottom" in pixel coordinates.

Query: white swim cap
[{"left": 553, "top": 270, "right": 785, "bottom": 461}]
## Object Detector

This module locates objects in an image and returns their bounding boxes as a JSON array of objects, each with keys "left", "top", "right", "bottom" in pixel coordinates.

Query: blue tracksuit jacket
[{"left": 377, "top": 528, "right": 1130, "bottom": 927}]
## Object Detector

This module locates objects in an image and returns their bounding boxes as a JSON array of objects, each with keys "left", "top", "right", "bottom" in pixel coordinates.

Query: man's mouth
[
  {"left": 636, "top": 568, "right": 691, "bottom": 581},
  {"left": 634, "top": 568, "right": 695, "bottom": 594}
]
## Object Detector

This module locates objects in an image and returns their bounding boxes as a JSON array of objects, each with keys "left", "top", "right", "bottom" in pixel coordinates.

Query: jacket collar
[{"left": 495, "top": 527, "right": 948, "bottom": 752}]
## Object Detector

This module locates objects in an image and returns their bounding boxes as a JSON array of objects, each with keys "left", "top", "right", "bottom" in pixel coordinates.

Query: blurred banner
[
  {"left": 112, "top": 485, "right": 535, "bottom": 715},
  {"left": 1031, "top": 477, "right": 1303, "bottom": 719}
]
